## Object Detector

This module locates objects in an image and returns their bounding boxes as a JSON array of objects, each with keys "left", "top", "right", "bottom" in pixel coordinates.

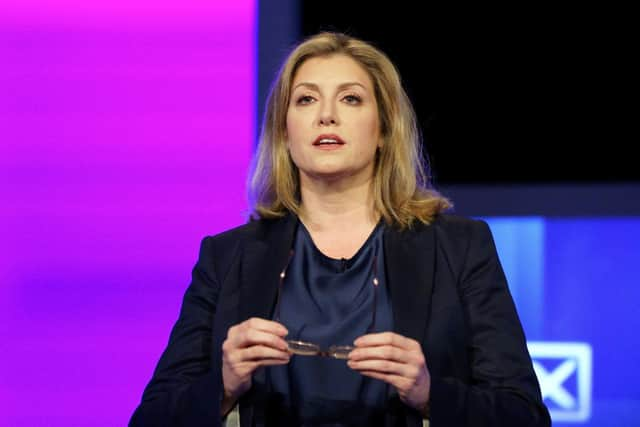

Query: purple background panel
[{"left": 1, "top": 2, "right": 255, "bottom": 426}]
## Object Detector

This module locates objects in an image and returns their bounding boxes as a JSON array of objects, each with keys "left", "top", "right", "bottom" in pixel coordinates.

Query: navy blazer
[{"left": 130, "top": 213, "right": 550, "bottom": 427}]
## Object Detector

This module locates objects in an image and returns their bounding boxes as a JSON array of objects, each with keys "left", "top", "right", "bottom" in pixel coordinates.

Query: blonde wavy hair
[{"left": 249, "top": 32, "right": 451, "bottom": 228}]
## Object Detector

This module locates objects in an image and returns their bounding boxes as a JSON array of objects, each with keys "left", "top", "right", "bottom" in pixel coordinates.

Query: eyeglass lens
[{"left": 286, "top": 340, "right": 355, "bottom": 359}]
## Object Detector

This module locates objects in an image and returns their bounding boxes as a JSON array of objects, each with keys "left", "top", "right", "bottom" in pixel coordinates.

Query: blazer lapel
[
  {"left": 239, "top": 214, "right": 298, "bottom": 321},
  {"left": 238, "top": 215, "right": 298, "bottom": 427},
  {"left": 384, "top": 222, "right": 437, "bottom": 343}
]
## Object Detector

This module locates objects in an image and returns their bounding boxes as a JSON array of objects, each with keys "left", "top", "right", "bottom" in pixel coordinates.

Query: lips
[{"left": 312, "top": 134, "right": 346, "bottom": 146}]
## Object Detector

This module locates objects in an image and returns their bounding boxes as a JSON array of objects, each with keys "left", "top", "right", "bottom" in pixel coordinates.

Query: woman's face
[{"left": 286, "top": 54, "right": 381, "bottom": 185}]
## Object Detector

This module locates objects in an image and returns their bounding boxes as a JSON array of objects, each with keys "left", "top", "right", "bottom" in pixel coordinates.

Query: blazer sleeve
[
  {"left": 129, "top": 236, "right": 223, "bottom": 427},
  {"left": 429, "top": 220, "right": 551, "bottom": 427}
]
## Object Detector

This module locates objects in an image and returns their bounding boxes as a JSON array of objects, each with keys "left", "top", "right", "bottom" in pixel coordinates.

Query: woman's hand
[
  {"left": 221, "top": 317, "right": 290, "bottom": 414},
  {"left": 347, "top": 332, "right": 431, "bottom": 416}
]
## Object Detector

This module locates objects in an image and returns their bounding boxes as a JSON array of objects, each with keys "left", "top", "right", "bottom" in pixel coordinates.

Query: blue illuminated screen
[{"left": 485, "top": 217, "right": 640, "bottom": 426}]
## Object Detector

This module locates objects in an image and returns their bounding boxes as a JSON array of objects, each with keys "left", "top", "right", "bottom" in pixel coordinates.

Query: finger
[
  {"left": 354, "top": 332, "right": 418, "bottom": 350},
  {"left": 347, "top": 358, "right": 413, "bottom": 378},
  {"left": 229, "top": 358, "right": 290, "bottom": 378},
  {"left": 237, "top": 345, "right": 290, "bottom": 362},
  {"left": 229, "top": 327, "right": 289, "bottom": 351},
  {"left": 227, "top": 318, "right": 287, "bottom": 342},
  {"left": 348, "top": 345, "right": 411, "bottom": 363},
  {"left": 244, "top": 317, "right": 289, "bottom": 335}
]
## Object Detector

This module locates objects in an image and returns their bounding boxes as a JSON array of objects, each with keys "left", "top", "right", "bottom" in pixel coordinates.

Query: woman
[{"left": 130, "top": 32, "right": 550, "bottom": 426}]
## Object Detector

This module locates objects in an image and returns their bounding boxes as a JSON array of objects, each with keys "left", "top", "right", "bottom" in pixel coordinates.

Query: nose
[
  {"left": 319, "top": 116, "right": 336, "bottom": 126},
  {"left": 317, "top": 101, "right": 339, "bottom": 126}
]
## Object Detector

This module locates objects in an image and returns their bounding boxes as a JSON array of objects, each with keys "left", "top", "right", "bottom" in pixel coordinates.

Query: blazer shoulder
[
  {"left": 430, "top": 213, "right": 496, "bottom": 271},
  {"left": 204, "top": 215, "right": 290, "bottom": 247},
  {"left": 432, "top": 213, "right": 491, "bottom": 239},
  {"left": 198, "top": 216, "right": 291, "bottom": 278},
  {"left": 205, "top": 219, "right": 261, "bottom": 248},
  {"left": 193, "top": 220, "right": 261, "bottom": 283}
]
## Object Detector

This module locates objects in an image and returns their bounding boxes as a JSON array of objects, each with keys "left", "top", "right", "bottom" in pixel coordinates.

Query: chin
[
  {"left": 301, "top": 162, "right": 346, "bottom": 177},
  {"left": 299, "top": 162, "right": 372, "bottom": 183},
  {"left": 307, "top": 167, "right": 368, "bottom": 184},
  {"left": 309, "top": 170, "right": 348, "bottom": 181}
]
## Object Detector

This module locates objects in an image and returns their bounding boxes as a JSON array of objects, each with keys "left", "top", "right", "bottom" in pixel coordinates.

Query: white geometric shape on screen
[
  {"left": 528, "top": 341, "right": 592, "bottom": 423},
  {"left": 533, "top": 359, "right": 577, "bottom": 409}
]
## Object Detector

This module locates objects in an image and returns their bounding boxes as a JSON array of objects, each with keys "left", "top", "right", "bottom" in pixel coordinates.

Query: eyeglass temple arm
[
  {"left": 274, "top": 249, "right": 295, "bottom": 322},
  {"left": 366, "top": 255, "right": 378, "bottom": 334}
]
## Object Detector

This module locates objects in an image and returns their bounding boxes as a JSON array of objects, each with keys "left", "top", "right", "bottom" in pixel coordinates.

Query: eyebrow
[{"left": 292, "top": 82, "right": 368, "bottom": 92}]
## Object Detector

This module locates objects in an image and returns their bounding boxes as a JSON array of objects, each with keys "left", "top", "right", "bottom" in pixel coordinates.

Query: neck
[{"left": 298, "top": 173, "right": 378, "bottom": 232}]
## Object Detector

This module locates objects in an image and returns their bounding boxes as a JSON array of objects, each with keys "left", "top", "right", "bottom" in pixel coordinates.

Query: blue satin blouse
[{"left": 263, "top": 219, "right": 394, "bottom": 426}]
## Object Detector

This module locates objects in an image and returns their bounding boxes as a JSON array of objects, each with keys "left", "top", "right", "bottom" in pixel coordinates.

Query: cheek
[
  {"left": 285, "top": 112, "right": 305, "bottom": 147},
  {"left": 284, "top": 127, "right": 306, "bottom": 167},
  {"left": 285, "top": 130, "right": 304, "bottom": 158},
  {"left": 355, "top": 114, "right": 381, "bottom": 151}
]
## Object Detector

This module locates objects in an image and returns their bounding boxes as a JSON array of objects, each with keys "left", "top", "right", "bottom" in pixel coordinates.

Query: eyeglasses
[{"left": 273, "top": 249, "right": 379, "bottom": 359}]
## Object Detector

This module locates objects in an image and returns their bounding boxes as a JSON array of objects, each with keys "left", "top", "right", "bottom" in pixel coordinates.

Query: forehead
[{"left": 291, "top": 54, "right": 374, "bottom": 90}]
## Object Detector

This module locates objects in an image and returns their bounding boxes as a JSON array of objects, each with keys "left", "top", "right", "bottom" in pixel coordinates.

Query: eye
[
  {"left": 296, "top": 95, "right": 315, "bottom": 105},
  {"left": 343, "top": 94, "right": 362, "bottom": 105}
]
